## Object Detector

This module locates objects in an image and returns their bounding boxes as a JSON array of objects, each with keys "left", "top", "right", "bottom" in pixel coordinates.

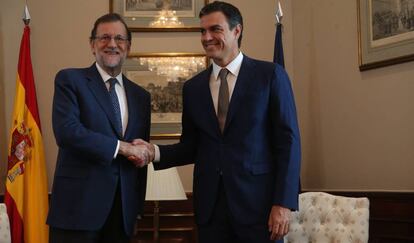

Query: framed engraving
[
  {"left": 110, "top": 0, "right": 207, "bottom": 32},
  {"left": 358, "top": 0, "right": 414, "bottom": 70}
]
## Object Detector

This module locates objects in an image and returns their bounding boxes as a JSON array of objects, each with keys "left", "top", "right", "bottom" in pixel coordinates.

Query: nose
[
  {"left": 201, "top": 30, "right": 212, "bottom": 42},
  {"left": 107, "top": 37, "right": 117, "bottom": 47}
]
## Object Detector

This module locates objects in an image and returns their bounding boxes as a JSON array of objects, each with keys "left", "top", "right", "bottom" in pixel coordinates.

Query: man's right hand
[
  {"left": 130, "top": 139, "right": 155, "bottom": 162},
  {"left": 119, "top": 141, "right": 152, "bottom": 168}
]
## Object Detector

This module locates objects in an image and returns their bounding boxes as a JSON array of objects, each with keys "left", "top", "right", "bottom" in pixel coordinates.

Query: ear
[
  {"left": 90, "top": 40, "right": 96, "bottom": 55},
  {"left": 234, "top": 24, "right": 242, "bottom": 40}
]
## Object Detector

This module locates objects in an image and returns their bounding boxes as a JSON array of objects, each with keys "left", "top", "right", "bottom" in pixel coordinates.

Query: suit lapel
[
  {"left": 86, "top": 64, "right": 122, "bottom": 138},
  {"left": 224, "top": 56, "right": 255, "bottom": 132},
  {"left": 198, "top": 66, "right": 222, "bottom": 135}
]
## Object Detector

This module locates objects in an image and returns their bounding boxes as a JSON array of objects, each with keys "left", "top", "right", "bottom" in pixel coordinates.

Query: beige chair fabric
[
  {"left": 285, "top": 192, "right": 369, "bottom": 243},
  {"left": 0, "top": 203, "right": 11, "bottom": 243}
]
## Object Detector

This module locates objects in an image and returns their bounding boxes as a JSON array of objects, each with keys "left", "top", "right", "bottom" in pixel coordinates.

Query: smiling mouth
[
  {"left": 203, "top": 43, "right": 218, "bottom": 48},
  {"left": 104, "top": 50, "right": 120, "bottom": 55}
]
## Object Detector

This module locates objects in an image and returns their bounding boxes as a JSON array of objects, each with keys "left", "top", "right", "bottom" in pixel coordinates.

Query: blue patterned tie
[{"left": 108, "top": 78, "right": 122, "bottom": 136}]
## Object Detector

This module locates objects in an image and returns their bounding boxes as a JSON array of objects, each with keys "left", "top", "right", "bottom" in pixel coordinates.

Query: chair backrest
[
  {"left": 285, "top": 192, "right": 369, "bottom": 243},
  {"left": 0, "top": 203, "right": 11, "bottom": 243}
]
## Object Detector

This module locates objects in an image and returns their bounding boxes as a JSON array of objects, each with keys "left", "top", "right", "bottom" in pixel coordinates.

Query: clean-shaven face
[{"left": 200, "top": 11, "right": 241, "bottom": 66}]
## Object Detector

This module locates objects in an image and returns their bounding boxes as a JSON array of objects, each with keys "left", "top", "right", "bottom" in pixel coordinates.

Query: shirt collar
[
  {"left": 212, "top": 51, "right": 244, "bottom": 81},
  {"left": 95, "top": 62, "right": 124, "bottom": 87}
]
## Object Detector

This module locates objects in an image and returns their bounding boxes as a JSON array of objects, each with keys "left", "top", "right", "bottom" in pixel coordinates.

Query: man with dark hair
[
  {"left": 135, "top": 1, "right": 301, "bottom": 242},
  {"left": 47, "top": 13, "right": 151, "bottom": 243},
  {"left": 199, "top": 0, "right": 244, "bottom": 47}
]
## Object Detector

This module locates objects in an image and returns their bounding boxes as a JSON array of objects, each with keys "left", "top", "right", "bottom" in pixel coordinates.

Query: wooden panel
[
  {"left": 319, "top": 191, "right": 414, "bottom": 243},
  {"left": 131, "top": 193, "right": 197, "bottom": 243}
]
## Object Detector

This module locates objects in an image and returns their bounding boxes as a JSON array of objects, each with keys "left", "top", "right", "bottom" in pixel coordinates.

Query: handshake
[{"left": 119, "top": 139, "right": 154, "bottom": 168}]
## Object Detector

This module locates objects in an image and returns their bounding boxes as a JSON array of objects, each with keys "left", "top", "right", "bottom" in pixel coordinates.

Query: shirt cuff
[
  {"left": 153, "top": 144, "right": 160, "bottom": 162},
  {"left": 113, "top": 140, "right": 120, "bottom": 158}
]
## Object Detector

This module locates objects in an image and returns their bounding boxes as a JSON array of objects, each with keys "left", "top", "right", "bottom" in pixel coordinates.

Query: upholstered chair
[
  {"left": 285, "top": 192, "right": 369, "bottom": 243},
  {"left": 0, "top": 203, "right": 11, "bottom": 243}
]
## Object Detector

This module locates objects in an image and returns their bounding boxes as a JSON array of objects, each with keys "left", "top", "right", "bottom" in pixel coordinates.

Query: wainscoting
[
  {"left": 328, "top": 191, "right": 414, "bottom": 243},
  {"left": 131, "top": 191, "right": 414, "bottom": 243},
  {"left": 132, "top": 193, "right": 197, "bottom": 243}
]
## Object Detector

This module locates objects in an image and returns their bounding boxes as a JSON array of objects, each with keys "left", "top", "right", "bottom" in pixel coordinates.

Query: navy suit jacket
[
  {"left": 155, "top": 55, "right": 301, "bottom": 225},
  {"left": 47, "top": 64, "right": 151, "bottom": 235}
]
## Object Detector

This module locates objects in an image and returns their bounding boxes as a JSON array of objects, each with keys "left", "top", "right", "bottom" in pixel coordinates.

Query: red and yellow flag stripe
[{"left": 4, "top": 25, "right": 49, "bottom": 243}]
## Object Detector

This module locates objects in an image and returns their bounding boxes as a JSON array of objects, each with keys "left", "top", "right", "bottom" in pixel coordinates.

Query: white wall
[{"left": 293, "top": 0, "right": 414, "bottom": 191}]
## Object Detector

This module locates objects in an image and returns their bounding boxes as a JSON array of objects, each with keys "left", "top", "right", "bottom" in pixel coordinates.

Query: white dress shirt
[
  {"left": 209, "top": 51, "right": 244, "bottom": 113},
  {"left": 153, "top": 52, "right": 244, "bottom": 162},
  {"left": 96, "top": 63, "right": 129, "bottom": 158}
]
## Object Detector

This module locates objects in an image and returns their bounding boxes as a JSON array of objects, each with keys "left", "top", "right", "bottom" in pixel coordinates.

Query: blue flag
[
  {"left": 273, "top": 20, "right": 302, "bottom": 192},
  {"left": 273, "top": 23, "right": 285, "bottom": 67}
]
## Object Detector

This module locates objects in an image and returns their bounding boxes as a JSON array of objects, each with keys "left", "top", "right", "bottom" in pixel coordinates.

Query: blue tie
[{"left": 108, "top": 78, "right": 123, "bottom": 136}]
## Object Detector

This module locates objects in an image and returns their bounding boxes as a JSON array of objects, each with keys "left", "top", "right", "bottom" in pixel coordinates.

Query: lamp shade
[{"left": 145, "top": 163, "right": 187, "bottom": 201}]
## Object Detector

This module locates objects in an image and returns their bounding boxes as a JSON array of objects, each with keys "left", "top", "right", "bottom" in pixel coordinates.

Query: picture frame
[
  {"left": 357, "top": 0, "right": 414, "bottom": 70},
  {"left": 123, "top": 53, "right": 208, "bottom": 139},
  {"left": 110, "top": 0, "right": 207, "bottom": 32}
]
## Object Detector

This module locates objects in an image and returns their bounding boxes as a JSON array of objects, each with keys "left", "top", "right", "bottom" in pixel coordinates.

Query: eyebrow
[
  {"left": 98, "top": 33, "right": 126, "bottom": 37},
  {"left": 201, "top": 24, "right": 223, "bottom": 32}
]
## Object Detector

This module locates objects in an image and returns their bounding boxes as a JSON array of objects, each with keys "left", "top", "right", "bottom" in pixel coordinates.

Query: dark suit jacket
[
  {"left": 47, "top": 64, "right": 151, "bottom": 235},
  {"left": 155, "top": 55, "right": 301, "bottom": 225}
]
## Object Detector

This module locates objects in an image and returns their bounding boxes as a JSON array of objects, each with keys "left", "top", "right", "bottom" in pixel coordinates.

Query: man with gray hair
[{"left": 47, "top": 13, "right": 151, "bottom": 243}]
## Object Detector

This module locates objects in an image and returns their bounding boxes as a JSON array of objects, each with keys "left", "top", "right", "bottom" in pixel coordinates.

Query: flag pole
[
  {"left": 23, "top": 4, "right": 31, "bottom": 25},
  {"left": 275, "top": 1, "right": 283, "bottom": 25}
]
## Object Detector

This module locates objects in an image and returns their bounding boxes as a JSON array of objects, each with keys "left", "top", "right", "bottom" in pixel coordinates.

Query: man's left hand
[{"left": 268, "top": 205, "right": 291, "bottom": 240}]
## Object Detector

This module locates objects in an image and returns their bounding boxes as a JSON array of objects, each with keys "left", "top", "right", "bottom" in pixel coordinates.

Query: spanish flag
[{"left": 4, "top": 7, "right": 49, "bottom": 243}]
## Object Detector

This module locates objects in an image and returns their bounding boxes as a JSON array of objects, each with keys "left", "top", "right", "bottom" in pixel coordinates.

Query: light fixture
[
  {"left": 145, "top": 163, "right": 187, "bottom": 243},
  {"left": 139, "top": 56, "right": 205, "bottom": 81},
  {"left": 149, "top": 10, "right": 184, "bottom": 28}
]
